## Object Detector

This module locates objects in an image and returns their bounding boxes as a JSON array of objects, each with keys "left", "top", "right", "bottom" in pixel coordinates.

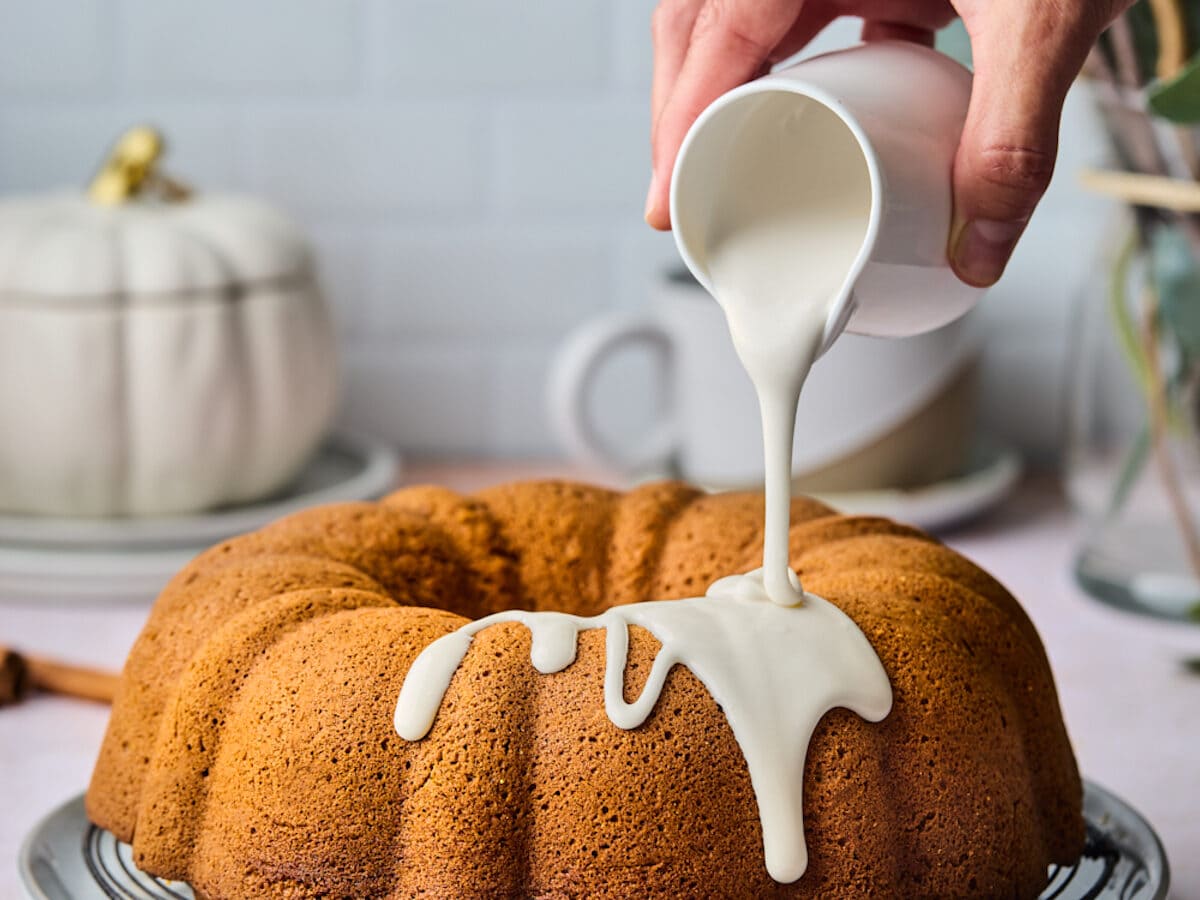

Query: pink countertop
[{"left": 2, "top": 466, "right": 1197, "bottom": 898}]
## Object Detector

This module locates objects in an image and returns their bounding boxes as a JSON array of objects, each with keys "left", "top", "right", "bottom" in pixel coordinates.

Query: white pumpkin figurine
[{"left": 0, "top": 127, "right": 338, "bottom": 517}]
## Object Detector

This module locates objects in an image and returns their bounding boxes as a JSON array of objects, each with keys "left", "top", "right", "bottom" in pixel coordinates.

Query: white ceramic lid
[{"left": 0, "top": 192, "right": 313, "bottom": 301}]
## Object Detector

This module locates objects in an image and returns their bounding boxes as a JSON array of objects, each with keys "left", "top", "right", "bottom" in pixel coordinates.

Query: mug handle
[{"left": 547, "top": 312, "right": 677, "bottom": 472}]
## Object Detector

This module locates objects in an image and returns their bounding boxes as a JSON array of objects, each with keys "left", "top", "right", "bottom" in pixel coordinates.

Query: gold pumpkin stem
[{"left": 88, "top": 126, "right": 191, "bottom": 205}]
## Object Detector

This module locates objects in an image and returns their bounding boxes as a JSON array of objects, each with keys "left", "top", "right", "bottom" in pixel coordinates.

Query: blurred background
[{"left": 0, "top": 0, "right": 1117, "bottom": 465}]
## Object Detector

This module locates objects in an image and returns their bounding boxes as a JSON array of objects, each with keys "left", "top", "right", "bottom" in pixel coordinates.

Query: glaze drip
[{"left": 394, "top": 569, "right": 892, "bottom": 883}]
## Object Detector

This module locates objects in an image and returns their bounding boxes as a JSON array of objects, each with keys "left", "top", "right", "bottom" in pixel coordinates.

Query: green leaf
[
  {"left": 1153, "top": 226, "right": 1200, "bottom": 362},
  {"left": 1148, "top": 52, "right": 1200, "bottom": 123}
]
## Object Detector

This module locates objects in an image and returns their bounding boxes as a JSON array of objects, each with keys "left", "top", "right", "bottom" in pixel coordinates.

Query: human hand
[{"left": 645, "top": 0, "right": 1132, "bottom": 287}]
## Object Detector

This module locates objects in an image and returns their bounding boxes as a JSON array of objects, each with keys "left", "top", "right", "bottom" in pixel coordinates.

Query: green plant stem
[
  {"left": 1109, "top": 229, "right": 1155, "bottom": 396},
  {"left": 1105, "top": 425, "right": 1151, "bottom": 522},
  {"left": 1139, "top": 288, "right": 1200, "bottom": 580}
]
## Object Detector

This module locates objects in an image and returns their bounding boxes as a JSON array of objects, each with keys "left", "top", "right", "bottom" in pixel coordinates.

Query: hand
[{"left": 645, "top": 0, "right": 1131, "bottom": 287}]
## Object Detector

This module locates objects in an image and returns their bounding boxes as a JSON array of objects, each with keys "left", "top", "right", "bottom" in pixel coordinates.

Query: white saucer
[
  {"left": 0, "top": 431, "right": 399, "bottom": 606},
  {"left": 811, "top": 442, "right": 1022, "bottom": 533}
]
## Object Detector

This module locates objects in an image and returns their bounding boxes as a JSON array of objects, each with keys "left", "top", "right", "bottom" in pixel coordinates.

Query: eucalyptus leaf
[
  {"left": 1152, "top": 226, "right": 1200, "bottom": 363},
  {"left": 1147, "top": 52, "right": 1200, "bottom": 123}
]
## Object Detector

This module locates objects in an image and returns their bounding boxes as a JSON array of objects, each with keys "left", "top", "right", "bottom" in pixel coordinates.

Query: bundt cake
[{"left": 87, "top": 480, "right": 1084, "bottom": 898}]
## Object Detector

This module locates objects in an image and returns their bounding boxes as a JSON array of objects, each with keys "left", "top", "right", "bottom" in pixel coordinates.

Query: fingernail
[
  {"left": 952, "top": 219, "right": 1025, "bottom": 287},
  {"left": 644, "top": 171, "right": 660, "bottom": 224}
]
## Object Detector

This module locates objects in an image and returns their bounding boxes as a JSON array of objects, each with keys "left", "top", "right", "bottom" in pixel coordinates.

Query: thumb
[{"left": 949, "top": 19, "right": 1085, "bottom": 287}]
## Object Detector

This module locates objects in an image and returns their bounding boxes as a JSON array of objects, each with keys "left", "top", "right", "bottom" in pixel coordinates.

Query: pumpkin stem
[{"left": 88, "top": 126, "right": 192, "bottom": 205}]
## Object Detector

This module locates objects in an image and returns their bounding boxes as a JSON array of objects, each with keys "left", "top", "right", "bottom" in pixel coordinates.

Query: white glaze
[
  {"left": 704, "top": 97, "right": 872, "bottom": 607},
  {"left": 395, "top": 569, "right": 892, "bottom": 883}
]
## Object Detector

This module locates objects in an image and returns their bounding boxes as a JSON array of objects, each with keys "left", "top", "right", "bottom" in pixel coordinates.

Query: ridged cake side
[{"left": 86, "top": 480, "right": 1084, "bottom": 898}]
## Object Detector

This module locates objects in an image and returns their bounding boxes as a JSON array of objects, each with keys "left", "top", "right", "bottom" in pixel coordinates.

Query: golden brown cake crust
[{"left": 86, "top": 480, "right": 1084, "bottom": 899}]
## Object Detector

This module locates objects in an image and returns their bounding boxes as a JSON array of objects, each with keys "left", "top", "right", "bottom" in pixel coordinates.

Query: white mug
[
  {"left": 549, "top": 270, "right": 977, "bottom": 488},
  {"left": 671, "top": 40, "right": 982, "bottom": 353}
]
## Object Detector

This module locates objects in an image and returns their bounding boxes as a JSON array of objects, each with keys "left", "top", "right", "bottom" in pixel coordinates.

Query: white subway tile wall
[
  {"left": 376, "top": 2, "right": 610, "bottom": 93},
  {"left": 0, "top": 0, "right": 112, "bottom": 96},
  {"left": 247, "top": 104, "right": 482, "bottom": 214},
  {"left": 122, "top": 0, "right": 363, "bottom": 93},
  {"left": 0, "top": 1, "right": 1115, "bottom": 461}
]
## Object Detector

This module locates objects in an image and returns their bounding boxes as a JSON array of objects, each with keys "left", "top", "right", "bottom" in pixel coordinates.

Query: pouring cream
[{"left": 704, "top": 95, "right": 873, "bottom": 606}]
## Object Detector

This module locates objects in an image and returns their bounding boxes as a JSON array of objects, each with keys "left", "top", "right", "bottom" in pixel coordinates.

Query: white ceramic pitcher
[{"left": 670, "top": 40, "right": 982, "bottom": 353}]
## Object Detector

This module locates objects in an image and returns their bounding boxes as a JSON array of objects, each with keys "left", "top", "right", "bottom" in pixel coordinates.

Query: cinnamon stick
[{"left": 0, "top": 646, "right": 119, "bottom": 706}]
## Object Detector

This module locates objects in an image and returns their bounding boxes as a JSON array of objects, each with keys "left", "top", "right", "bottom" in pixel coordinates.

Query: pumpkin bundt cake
[{"left": 87, "top": 480, "right": 1084, "bottom": 898}]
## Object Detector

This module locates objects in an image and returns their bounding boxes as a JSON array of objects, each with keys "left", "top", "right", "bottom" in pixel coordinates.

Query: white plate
[
  {"left": 0, "top": 432, "right": 398, "bottom": 550},
  {"left": 0, "top": 432, "right": 399, "bottom": 606},
  {"left": 811, "top": 442, "right": 1022, "bottom": 533},
  {"left": 0, "top": 545, "right": 198, "bottom": 606}
]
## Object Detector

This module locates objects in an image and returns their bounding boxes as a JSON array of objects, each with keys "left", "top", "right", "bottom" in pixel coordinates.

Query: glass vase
[{"left": 1066, "top": 214, "right": 1200, "bottom": 622}]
